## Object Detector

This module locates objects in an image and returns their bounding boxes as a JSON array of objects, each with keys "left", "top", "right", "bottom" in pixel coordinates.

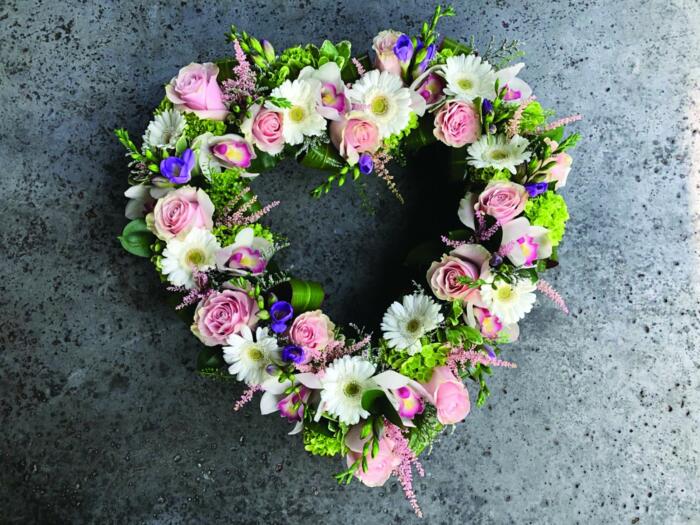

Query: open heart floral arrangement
[{"left": 116, "top": 5, "right": 580, "bottom": 516}]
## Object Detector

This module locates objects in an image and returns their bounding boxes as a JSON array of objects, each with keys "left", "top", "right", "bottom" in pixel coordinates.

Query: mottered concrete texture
[{"left": 1, "top": 0, "right": 699, "bottom": 523}]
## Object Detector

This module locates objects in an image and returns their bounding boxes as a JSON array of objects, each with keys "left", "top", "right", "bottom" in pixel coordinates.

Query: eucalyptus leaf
[{"left": 118, "top": 218, "right": 154, "bottom": 258}]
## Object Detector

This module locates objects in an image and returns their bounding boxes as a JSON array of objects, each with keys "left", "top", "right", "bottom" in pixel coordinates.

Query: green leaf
[
  {"left": 248, "top": 149, "right": 282, "bottom": 173},
  {"left": 520, "top": 101, "right": 546, "bottom": 131},
  {"left": 299, "top": 142, "right": 345, "bottom": 171},
  {"left": 289, "top": 278, "right": 325, "bottom": 312},
  {"left": 335, "top": 41, "right": 352, "bottom": 62},
  {"left": 541, "top": 126, "right": 564, "bottom": 143},
  {"left": 440, "top": 37, "right": 473, "bottom": 56},
  {"left": 197, "top": 346, "right": 225, "bottom": 372},
  {"left": 215, "top": 58, "right": 237, "bottom": 81},
  {"left": 319, "top": 40, "right": 338, "bottom": 60},
  {"left": 403, "top": 115, "right": 437, "bottom": 152},
  {"left": 361, "top": 389, "right": 404, "bottom": 428},
  {"left": 175, "top": 134, "right": 188, "bottom": 155},
  {"left": 118, "top": 218, "right": 154, "bottom": 257}
]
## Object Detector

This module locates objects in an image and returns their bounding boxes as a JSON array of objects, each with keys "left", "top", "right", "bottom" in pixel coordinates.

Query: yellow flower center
[
  {"left": 185, "top": 249, "right": 206, "bottom": 266},
  {"left": 490, "top": 149, "right": 509, "bottom": 161},
  {"left": 457, "top": 77, "right": 473, "bottom": 90},
  {"left": 406, "top": 318, "right": 422, "bottom": 335},
  {"left": 246, "top": 346, "right": 264, "bottom": 362},
  {"left": 343, "top": 381, "right": 362, "bottom": 397},
  {"left": 289, "top": 106, "right": 305, "bottom": 123},
  {"left": 496, "top": 284, "right": 514, "bottom": 302},
  {"left": 370, "top": 95, "right": 389, "bottom": 116}
]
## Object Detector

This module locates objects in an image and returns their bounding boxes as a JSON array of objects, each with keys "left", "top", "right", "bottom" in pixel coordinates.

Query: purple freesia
[
  {"left": 270, "top": 301, "right": 294, "bottom": 333},
  {"left": 393, "top": 34, "right": 414, "bottom": 63},
  {"left": 282, "top": 345, "right": 305, "bottom": 364},
  {"left": 160, "top": 148, "right": 195, "bottom": 184},
  {"left": 524, "top": 182, "right": 548, "bottom": 197},
  {"left": 412, "top": 41, "right": 437, "bottom": 76},
  {"left": 358, "top": 153, "right": 374, "bottom": 175},
  {"left": 482, "top": 98, "right": 494, "bottom": 115}
]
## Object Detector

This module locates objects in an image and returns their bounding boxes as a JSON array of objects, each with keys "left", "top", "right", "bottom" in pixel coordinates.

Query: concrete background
[{"left": 2, "top": 0, "right": 700, "bottom": 523}]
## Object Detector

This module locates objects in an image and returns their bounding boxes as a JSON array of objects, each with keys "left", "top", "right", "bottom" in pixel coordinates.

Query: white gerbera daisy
[
  {"left": 381, "top": 293, "right": 444, "bottom": 355},
  {"left": 443, "top": 54, "right": 497, "bottom": 101},
  {"left": 467, "top": 134, "right": 532, "bottom": 174},
  {"left": 161, "top": 228, "right": 220, "bottom": 289},
  {"left": 223, "top": 326, "right": 280, "bottom": 385},
  {"left": 320, "top": 355, "right": 377, "bottom": 425},
  {"left": 347, "top": 70, "right": 413, "bottom": 139},
  {"left": 143, "top": 109, "right": 186, "bottom": 150},
  {"left": 269, "top": 78, "right": 326, "bottom": 145},
  {"left": 480, "top": 278, "right": 537, "bottom": 324}
]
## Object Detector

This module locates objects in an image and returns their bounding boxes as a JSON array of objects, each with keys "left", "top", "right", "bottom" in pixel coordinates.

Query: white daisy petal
[
  {"left": 269, "top": 79, "right": 327, "bottom": 145},
  {"left": 143, "top": 109, "right": 186, "bottom": 150},
  {"left": 381, "top": 293, "right": 444, "bottom": 355},
  {"left": 480, "top": 278, "right": 537, "bottom": 324},
  {"left": 443, "top": 54, "right": 497, "bottom": 101},
  {"left": 222, "top": 327, "right": 280, "bottom": 386},
  {"left": 161, "top": 228, "right": 220, "bottom": 289},
  {"left": 467, "top": 134, "right": 532, "bottom": 174}
]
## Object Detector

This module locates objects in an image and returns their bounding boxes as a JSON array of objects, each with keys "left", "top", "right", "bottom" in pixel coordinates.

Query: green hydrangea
[
  {"left": 383, "top": 342, "right": 450, "bottom": 383},
  {"left": 154, "top": 97, "right": 174, "bottom": 115},
  {"left": 206, "top": 169, "right": 248, "bottom": 211},
  {"left": 383, "top": 112, "right": 419, "bottom": 152},
  {"left": 213, "top": 223, "right": 275, "bottom": 247},
  {"left": 524, "top": 191, "right": 569, "bottom": 246},
  {"left": 303, "top": 429, "right": 343, "bottom": 457},
  {"left": 183, "top": 113, "right": 227, "bottom": 142},
  {"left": 408, "top": 407, "right": 444, "bottom": 455}
]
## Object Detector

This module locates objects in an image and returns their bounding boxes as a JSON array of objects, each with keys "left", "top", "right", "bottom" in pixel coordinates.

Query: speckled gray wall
[{"left": 2, "top": 0, "right": 700, "bottom": 523}]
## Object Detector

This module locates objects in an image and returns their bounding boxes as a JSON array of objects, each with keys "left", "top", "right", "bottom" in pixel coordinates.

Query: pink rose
[
  {"left": 422, "top": 366, "right": 470, "bottom": 425},
  {"left": 241, "top": 104, "right": 285, "bottom": 155},
  {"left": 330, "top": 117, "right": 380, "bottom": 165},
  {"left": 372, "top": 30, "right": 402, "bottom": 77},
  {"left": 543, "top": 139, "right": 572, "bottom": 189},
  {"left": 346, "top": 436, "right": 402, "bottom": 487},
  {"left": 433, "top": 101, "right": 480, "bottom": 147},
  {"left": 165, "top": 62, "right": 229, "bottom": 121},
  {"left": 289, "top": 310, "right": 335, "bottom": 352},
  {"left": 191, "top": 287, "right": 259, "bottom": 347},
  {"left": 151, "top": 186, "right": 214, "bottom": 241},
  {"left": 427, "top": 244, "right": 491, "bottom": 302},
  {"left": 475, "top": 181, "right": 528, "bottom": 224}
]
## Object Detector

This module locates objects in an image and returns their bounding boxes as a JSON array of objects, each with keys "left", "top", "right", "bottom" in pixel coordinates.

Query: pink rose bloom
[
  {"left": 330, "top": 116, "right": 380, "bottom": 165},
  {"left": 289, "top": 310, "right": 335, "bottom": 352},
  {"left": 475, "top": 181, "right": 528, "bottom": 225},
  {"left": 433, "top": 101, "right": 481, "bottom": 147},
  {"left": 543, "top": 139, "right": 572, "bottom": 189},
  {"left": 372, "top": 30, "right": 402, "bottom": 77},
  {"left": 151, "top": 186, "right": 214, "bottom": 241},
  {"left": 346, "top": 435, "right": 401, "bottom": 487},
  {"left": 191, "top": 287, "right": 259, "bottom": 347},
  {"left": 241, "top": 104, "right": 285, "bottom": 155},
  {"left": 426, "top": 244, "right": 491, "bottom": 302},
  {"left": 421, "top": 366, "right": 470, "bottom": 425},
  {"left": 165, "top": 62, "right": 229, "bottom": 121}
]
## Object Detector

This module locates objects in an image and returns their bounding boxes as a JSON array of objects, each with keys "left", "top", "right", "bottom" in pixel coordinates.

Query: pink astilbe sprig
[
  {"left": 497, "top": 240, "right": 516, "bottom": 258},
  {"left": 506, "top": 96, "right": 535, "bottom": 138},
  {"left": 474, "top": 211, "right": 501, "bottom": 242},
  {"left": 352, "top": 57, "right": 366, "bottom": 77},
  {"left": 441, "top": 235, "right": 466, "bottom": 249},
  {"left": 216, "top": 186, "right": 280, "bottom": 227},
  {"left": 167, "top": 269, "right": 214, "bottom": 309},
  {"left": 372, "top": 152, "right": 404, "bottom": 204},
  {"left": 222, "top": 39, "right": 257, "bottom": 106},
  {"left": 295, "top": 336, "right": 372, "bottom": 373},
  {"left": 385, "top": 423, "right": 425, "bottom": 518},
  {"left": 536, "top": 279, "right": 570, "bottom": 314},
  {"left": 447, "top": 345, "right": 517, "bottom": 375},
  {"left": 539, "top": 114, "right": 583, "bottom": 132},
  {"left": 233, "top": 384, "right": 262, "bottom": 411}
]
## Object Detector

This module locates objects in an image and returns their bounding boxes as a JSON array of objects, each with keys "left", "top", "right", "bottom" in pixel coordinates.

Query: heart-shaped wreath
[{"left": 116, "top": 5, "right": 580, "bottom": 516}]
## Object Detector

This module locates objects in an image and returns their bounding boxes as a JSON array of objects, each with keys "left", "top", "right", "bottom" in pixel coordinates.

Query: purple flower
[
  {"left": 282, "top": 345, "right": 305, "bottom": 364},
  {"left": 412, "top": 41, "right": 437, "bottom": 76},
  {"left": 160, "top": 148, "right": 195, "bottom": 184},
  {"left": 359, "top": 153, "right": 374, "bottom": 175},
  {"left": 393, "top": 34, "right": 413, "bottom": 63},
  {"left": 524, "top": 182, "right": 548, "bottom": 197},
  {"left": 269, "top": 301, "right": 294, "bottom": 333},
  {"left": 482, "top": 98, "right": 494, "bottom": 115}
]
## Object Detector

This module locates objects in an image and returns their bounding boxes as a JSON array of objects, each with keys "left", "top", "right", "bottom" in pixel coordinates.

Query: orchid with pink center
[
  {"left": 394, "top": 386, "right": 424, "bottom": 419},
  {"left": 216, "top": 227, "right": 272, "bottom": 276},
  {"left": 299, "top": 62, "right": 348, "bottom": 121},
  {"left": 463, "top": 303, "right": 520, "bottom": 342},
  {"left": 194, "top": 132, "right": 257, "bottom": 178},
  {"left": 500, "top": 217, "right": 552, "bottom": 267},
  {"left": 259, "top": 378, "right": 309, "bottom": 435},
  {"left": 495, "top": 63, "right": 532, "bottom": 104}
]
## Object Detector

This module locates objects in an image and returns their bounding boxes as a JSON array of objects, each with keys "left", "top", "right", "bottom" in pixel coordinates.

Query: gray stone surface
[{"left": 2, "top": 0, "right": 700, "bottom": 523}]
